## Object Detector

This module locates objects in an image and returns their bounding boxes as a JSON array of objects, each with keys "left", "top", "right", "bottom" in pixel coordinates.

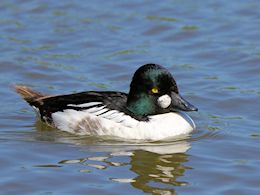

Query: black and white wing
[
  {"left": 31, "top": 91, "right": 146, "bottom": 126},
  {"left": 31, "top": 91, "right": 125, "bottom": 122}
]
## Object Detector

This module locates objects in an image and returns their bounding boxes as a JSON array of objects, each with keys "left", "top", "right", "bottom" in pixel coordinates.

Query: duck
[{"left": 15, "top": 63, "right": 198, "bottom": 141}]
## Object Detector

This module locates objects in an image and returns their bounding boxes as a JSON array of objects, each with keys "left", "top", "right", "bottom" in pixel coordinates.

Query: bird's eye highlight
[{"left": 151, "top": 87, "right": 159, "bottom": 94}]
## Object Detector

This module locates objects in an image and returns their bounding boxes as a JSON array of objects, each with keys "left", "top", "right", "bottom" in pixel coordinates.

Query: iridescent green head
[{"left": 126, "top": 64, "right": 197, "bottom": 116}]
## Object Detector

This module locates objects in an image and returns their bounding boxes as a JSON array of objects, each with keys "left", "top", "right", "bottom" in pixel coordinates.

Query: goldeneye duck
[{"left": 15, "top": 63, "right": 198, "bottom": 140}]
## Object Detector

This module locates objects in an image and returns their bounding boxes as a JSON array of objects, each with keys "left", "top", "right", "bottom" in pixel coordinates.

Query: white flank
[
  {"left": 157, "top": 94, "right": 171, "bottom": 108},
  {"left": 51, "top": 105, "right": 195, "bottom": 140}
]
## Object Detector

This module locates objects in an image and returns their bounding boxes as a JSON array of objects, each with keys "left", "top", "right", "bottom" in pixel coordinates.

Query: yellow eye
[{"left": 151, "top": 87, "right": 159, "bottom": 94}]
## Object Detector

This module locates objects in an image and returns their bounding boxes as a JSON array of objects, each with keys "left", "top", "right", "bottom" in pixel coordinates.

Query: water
[{"left": 0, "top": 0, "right": 260, "bottom": 194}]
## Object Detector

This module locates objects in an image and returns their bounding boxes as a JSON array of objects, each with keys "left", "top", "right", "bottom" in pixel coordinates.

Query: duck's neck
[{"left": 126, "top": 93, "right": 155, "bottom": 116}]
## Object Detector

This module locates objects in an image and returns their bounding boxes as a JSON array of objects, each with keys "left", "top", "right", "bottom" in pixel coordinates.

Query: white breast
[{"left": 51, "top": 109, "right": 195, "bottom": 141}]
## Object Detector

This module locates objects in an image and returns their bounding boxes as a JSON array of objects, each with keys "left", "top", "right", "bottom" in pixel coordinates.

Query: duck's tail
[{"left": 15, "top": 85, "right": 44, "bottom": 104}]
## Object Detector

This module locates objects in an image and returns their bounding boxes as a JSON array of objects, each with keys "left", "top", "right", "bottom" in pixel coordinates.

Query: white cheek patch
[{"left": 157, "top": 95, "right": 171, "bottom": 109}]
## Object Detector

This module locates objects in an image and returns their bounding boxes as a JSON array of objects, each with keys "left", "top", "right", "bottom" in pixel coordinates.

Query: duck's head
[{"left": 127, "top": 64, "right": 198, "bottom": 116}]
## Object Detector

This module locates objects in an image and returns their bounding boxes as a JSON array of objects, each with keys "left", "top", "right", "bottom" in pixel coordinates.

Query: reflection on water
[
  {"left": 130, "top": 151, "right": 189, "bottom": 194},
  {"left": 56, "top": 139, "right": 191, "bottom": 194},
  {"left": 33, "top": 120, "right": 192, "bottom": 194}
]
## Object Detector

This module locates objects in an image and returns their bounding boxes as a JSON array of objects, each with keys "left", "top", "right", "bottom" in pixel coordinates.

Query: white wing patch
[
  {"left": 67, "top": 102, "right": 102, "bottom": 108},
  {"left": 66, "top": 102, "right": 129, "bottom": 122},
  {"left": 84, "top": 106, "right": 106, "bottom": 114},
  {"left": 99, "top": 110, "right": 118, "bottom": 118},
  {"left": 83, "top": 106, "right": 135, "bottom": 126}
]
